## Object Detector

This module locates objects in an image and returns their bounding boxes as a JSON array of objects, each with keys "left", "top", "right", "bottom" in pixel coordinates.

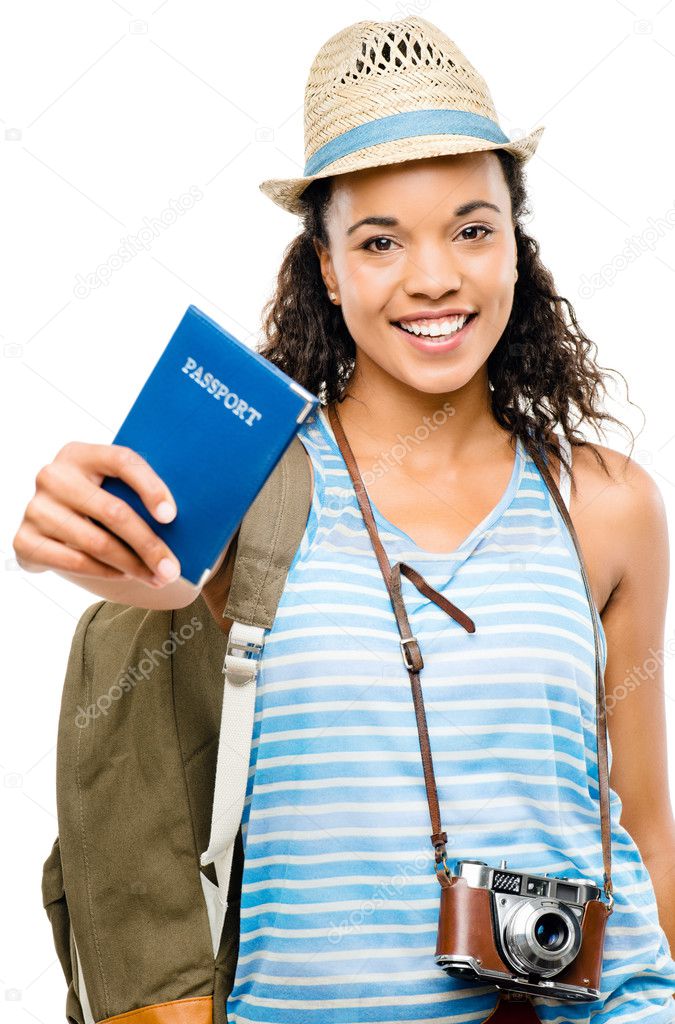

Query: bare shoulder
[
  {"left": 558, "top": 437, "right": 669, "bottom": 606},
  {"left": 567, "top": 437, "right": 665, "bottom": 520}
]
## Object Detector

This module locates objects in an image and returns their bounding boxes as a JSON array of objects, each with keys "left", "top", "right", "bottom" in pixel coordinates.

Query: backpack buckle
[{"left": 224, "top": 622, "right": 265, "bottom": 685}]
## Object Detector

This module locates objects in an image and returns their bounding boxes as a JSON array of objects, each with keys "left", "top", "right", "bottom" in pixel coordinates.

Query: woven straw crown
[{"left": 259, "top": 16, "right": 545, "bottom": 216}]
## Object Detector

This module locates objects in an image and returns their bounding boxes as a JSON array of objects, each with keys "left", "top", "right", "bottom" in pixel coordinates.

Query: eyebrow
[{"left": 346, "top": 200, "right": 502, "bottom": 236}]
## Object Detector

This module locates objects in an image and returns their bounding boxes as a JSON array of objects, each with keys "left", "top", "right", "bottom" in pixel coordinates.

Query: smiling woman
[
  {"left": 246, "top": 14, "right": 675, "bottom": 1024},
  {"left": 23, "top": 9, "right": 672, "bottom": 1024},
  {"left": 250, "top": 137, "right": 675, "bottom": 1023}
]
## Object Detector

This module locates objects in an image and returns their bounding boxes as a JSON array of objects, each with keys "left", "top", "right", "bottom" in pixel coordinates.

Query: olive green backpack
[{"left": 41, "top": 435, "right": 312, "bottom": 1024}]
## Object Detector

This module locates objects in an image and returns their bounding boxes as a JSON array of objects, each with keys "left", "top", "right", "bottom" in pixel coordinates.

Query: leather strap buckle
[{"left": 400, "top": 635, "right": 423, "bottom": 672}]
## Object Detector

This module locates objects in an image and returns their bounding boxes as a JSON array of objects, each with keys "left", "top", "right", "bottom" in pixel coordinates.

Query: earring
[{"left": 329, "top": 291, "right": 337, "bottom": 301}]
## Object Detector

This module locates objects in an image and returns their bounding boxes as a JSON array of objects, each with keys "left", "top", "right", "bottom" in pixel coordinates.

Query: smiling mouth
[{"left": 391, "top": 313, "right": 478, "bottom": 341}]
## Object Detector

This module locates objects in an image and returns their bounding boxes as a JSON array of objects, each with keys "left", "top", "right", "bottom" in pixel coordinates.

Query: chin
[{"left": 395, "top": 361, "right": 474, "bottom": 395}]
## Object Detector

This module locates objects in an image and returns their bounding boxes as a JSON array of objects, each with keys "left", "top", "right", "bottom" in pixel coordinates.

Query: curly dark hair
[{"left": 258, "top": 150, "right": 640, "bottom": 490}]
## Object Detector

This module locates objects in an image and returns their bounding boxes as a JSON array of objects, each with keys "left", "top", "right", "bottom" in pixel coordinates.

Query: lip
[
  {"left": 394, "top": 307, "right": 476, "bottom": 323},
  {"left": 393, "top": 313, "right": 478, "bottom": 353}
]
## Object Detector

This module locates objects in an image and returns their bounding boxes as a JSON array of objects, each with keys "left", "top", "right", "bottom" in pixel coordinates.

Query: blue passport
[{"left": 100, "top": 304, "right": 319, "bottom": 586}]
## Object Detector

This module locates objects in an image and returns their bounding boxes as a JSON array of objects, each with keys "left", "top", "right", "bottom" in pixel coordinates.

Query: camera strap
[{"left": 327, "top": 402, "right": 614, "bottom": 909}]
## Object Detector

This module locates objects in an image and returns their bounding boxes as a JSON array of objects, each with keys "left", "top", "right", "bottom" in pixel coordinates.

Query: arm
[{"left": 600, "top": 458, "right": 675, "bottom": 951}]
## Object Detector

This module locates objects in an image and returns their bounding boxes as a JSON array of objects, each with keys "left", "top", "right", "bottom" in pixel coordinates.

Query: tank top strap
[{"left": 556, "top": 433, "right": 572, "bottom": 511}]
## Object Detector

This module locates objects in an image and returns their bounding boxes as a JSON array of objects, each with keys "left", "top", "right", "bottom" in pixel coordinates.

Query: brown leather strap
[
  {"left": 390, "top": 559, "right": 475, "bottom": 862},
  {"left": 527, "top": 437, "right": 613, "bottom": 905},
  {"left": 327, "top": 402, "right": 613, "bottom": 906},
  {"left": 394, "top": 561, "right": 476, "bottom": 634}
]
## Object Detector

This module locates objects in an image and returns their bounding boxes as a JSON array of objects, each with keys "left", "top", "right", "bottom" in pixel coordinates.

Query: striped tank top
[{"left": 226, "top": 405, "right": 675, "bottom": 1024}]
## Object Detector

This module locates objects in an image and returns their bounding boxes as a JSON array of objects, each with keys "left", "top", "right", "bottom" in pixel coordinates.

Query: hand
[{"left": 13, "top": 442, "right": 182, "bottom": 588}]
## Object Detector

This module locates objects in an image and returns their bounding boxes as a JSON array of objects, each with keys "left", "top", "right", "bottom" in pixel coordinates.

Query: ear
[{"left": 313, "top": 236, "right": 336, "bottom": 294}]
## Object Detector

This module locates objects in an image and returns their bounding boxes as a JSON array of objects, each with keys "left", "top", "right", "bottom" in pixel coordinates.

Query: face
[{"left": 314, "top": 151, "right": 518, "bottom": 397}]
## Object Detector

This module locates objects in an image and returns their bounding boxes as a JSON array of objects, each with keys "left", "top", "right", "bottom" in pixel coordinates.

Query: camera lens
[
  {"left": 534, "top": 912, "right": 569, "bottom": 951},
  {"left": 505, "top": 900, "right": 581, "bottom": 976}
]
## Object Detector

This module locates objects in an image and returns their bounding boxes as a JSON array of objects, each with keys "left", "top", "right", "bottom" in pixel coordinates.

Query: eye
[
  {"left": 361, "top": 236, "right": 399, "bottom": 253},
  {"left": 458, "top": 224, "right": 493, "bottom": 242}
]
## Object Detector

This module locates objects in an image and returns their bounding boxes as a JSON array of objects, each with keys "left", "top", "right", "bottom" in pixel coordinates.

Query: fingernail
[
  {"left": 155, "top": 500, "right": 176, "bottom": 523},
  {"left": 156, "top": 557, "right": 180, "bottom": 581}
]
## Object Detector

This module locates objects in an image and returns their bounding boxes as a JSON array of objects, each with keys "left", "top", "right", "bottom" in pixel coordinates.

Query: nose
[{"left": 402, "top": 243, "right": 463, "bottom": 300}]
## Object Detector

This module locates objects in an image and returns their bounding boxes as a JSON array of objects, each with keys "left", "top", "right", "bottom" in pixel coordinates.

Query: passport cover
[{"left": 99, "top": 304, "right": 319, "bottom": 586}]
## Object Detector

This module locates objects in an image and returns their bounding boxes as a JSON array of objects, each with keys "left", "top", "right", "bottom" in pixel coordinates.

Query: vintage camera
[{"left": 435, "top": 859, "right": 610, "bottom": 1002}]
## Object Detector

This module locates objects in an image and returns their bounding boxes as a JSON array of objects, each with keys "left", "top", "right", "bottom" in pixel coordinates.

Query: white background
[{"left": 2, "top": 0, "right": 674, "bottom": 1018}]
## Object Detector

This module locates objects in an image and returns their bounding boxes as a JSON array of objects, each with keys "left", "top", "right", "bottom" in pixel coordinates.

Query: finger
[
  {"left": 26, "top": 493, "right": 161, "bottom": 585},
  {"left": 61, "top": 442, "right": 178, "bottom": 523},
  {"left": 37, "top": 460, "right": 181, "bottom": 582},
  {"left": 15, "top": 523, "right": 130, "bottom": 580}
]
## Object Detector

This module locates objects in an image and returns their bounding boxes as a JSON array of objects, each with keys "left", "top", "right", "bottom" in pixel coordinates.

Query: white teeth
[{"left": 398, "top": 314, "right": 470, "bottom": 337}]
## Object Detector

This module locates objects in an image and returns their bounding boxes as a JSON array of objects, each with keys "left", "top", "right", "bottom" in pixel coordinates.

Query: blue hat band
[{"left": 303, "top": 108, "right": 510, "bottom": 177}]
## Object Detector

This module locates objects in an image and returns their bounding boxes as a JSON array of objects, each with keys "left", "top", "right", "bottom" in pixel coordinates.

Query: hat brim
[{"left": 259, "top": 124, "right": 545, "bottom": 216}]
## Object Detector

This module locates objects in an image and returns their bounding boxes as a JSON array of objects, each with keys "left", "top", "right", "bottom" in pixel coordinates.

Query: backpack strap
[{"left": 199, "top": 433, "right": 312, "bottom": 923}]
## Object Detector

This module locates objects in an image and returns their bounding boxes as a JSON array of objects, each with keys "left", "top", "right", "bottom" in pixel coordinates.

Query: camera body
[{"left": 435, "top": 859, "right": 610, "bottom": 1002}]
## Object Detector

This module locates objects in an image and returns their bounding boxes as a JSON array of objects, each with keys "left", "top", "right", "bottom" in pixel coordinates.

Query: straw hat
[{"left": 259, "top": 16, "right": 545, "bottom": 216}]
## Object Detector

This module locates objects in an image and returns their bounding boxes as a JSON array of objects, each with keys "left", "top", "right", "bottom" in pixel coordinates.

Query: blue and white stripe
[{"left": 226, "top": 405, "right": 675, "bottom": 1024}]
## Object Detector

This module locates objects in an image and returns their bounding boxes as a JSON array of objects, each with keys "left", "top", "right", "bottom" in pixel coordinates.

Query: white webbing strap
[
  {"left": 200, "top": 620, "right": 264, "bottom": 933},
  {"left": 74, "top": 934, "right": 95, "bottom": 1024}
]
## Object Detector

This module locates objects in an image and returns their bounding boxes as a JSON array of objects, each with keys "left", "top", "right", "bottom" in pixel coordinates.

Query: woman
[{"left": 14, "top": 14, "right": 675, "bottom": 1024}]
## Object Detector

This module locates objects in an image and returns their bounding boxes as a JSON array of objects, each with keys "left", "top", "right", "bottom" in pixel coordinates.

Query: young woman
[{"left": 14, "top": 14, "right": 675, "bottom": 1024}]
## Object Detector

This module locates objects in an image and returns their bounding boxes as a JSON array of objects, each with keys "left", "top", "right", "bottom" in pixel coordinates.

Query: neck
[{"left": 331, "top": 360, "right": 510, "bottom": 470}]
